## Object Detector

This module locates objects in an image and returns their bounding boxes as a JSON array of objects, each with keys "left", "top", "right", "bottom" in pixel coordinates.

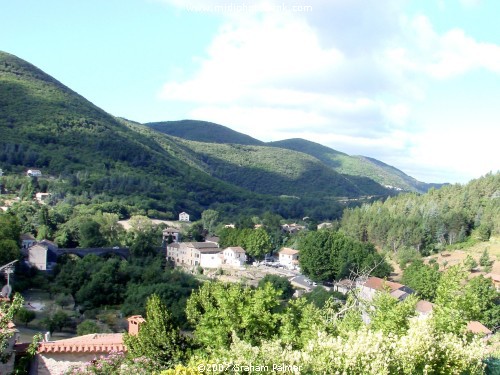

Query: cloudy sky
[{"left": 1, "top": 0, "right": 499, "bottom": 184}]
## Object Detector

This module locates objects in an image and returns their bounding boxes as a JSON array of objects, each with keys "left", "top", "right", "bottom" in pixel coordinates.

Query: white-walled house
[
  {"left": 26, "top": 169, "right": 42, "bottom": 177},
  {"left": 222, "top": 246, "right": 247, "bottom": 267},
  {"left": 278, "top": 247, "right": 299, "bottom": 269},
  {"left": 166, "top": 242, "right": 221, "bottom": 269},
  {"left": 178, "top": 212, "right": 190, "bottom": 222},
  {"left": 28, "top": 240, "right": 58, "bottom": 271}
]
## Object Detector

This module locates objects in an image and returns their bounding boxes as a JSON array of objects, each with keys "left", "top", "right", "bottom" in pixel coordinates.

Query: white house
[
  {"left": 35, "top": 192, "right": 51, "bottom": 204},
  {"left": 166, "top": 242, "right": 221, "bottom": 269},
  {"left": 28, "top": 241, "right": 58, "bottom": 271},
  {"left": 222, "top": 247, "right": 247, "bottom": 267},
  {"left": 179, "top": 212, "right": 190, "bottom": 222},
  {"left": 26, "top": 169, "right": 42, "bottom": 177},
  {"left": 278, "top": 247, "right": 299, "bottom": 269}
]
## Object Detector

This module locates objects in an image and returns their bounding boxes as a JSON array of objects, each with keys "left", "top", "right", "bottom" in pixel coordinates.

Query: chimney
[{"left": 127, "top": 315, "right": 145, "bottom": 336}]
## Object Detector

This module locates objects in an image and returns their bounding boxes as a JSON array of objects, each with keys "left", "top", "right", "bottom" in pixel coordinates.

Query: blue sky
[{"left": 1, "top": 0, "right": 499, "bottom": 184}]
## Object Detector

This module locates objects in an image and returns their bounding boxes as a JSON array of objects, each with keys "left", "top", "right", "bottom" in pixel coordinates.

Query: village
[{"left": 1, "top": 205, "right": 499, "bottom": 374}]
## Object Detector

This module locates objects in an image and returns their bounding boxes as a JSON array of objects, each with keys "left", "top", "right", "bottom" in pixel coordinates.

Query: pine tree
[{"left": 479, "top": 248, "right": 492, "bottom": 268}]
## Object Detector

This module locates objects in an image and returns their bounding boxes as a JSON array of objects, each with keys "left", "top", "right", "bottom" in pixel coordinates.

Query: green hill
[
  {"left": 147, "top": 120, "right": 264, "bottom": 146},
  {"left": 168, "top": 138, "right": 391, "bottom": 199},
  {"left": 268, "top": 138, "right": 444, "bottom": 193},
  {"left": 0, "top": 51, "right": 275, "bottom": 218},
  {"left": 0, "top": 51, "right": 379, "bottom": 220}
]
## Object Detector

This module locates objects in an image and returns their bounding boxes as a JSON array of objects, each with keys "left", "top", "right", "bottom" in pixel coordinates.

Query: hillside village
[
  {"left": 0, "top": 49, "right": 499, "bottom": 374},
  {"left": 1, "top": 198, "right": 499, "bottom": 373}
]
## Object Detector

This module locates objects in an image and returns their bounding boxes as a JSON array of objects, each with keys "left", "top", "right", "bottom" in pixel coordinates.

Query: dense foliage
[
  {"left": 268, "top": 138, "right": 443, "bottom": 193},
  {"left": 298, "top": 229, "right": 393, "bottom": 281},
  {"left": 341, "top": 173, "right": 500, "bottom": 254},
  {"left": 147, "top": 120, "right": 264, "bottom": 146}
]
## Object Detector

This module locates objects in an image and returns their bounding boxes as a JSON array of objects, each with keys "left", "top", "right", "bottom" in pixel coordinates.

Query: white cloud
[{"left": 156, "top": 0, "right": 500, "bottom": 183}]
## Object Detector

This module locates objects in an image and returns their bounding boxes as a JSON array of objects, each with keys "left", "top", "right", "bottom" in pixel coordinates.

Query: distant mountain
[
  {"left": 147, "top": 120, "right": 264, "bottom": 146},
  {"left": 268, "top": 139, "right": 444, "bottom": 193},
  {"left": 169, "top": 138, "right": 391, "bottom": 199}
]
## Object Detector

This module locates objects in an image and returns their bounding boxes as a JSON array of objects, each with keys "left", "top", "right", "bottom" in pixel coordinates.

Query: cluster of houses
[
  {"left": 166, "top": 242, "right": 248, "bottom": 269},
  {"left": 332, "top": 275, "right": 493, "bottom": 337}
]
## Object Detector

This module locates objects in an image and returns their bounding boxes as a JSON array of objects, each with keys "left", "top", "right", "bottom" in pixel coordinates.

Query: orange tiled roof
[
  {"left": 363, "top": 277, "right": 404, "bottom": 292},
  {"left": 37, "top": 333, "right": 125, "bottom": 354},
  {"left": 467, "top": 321, "right": 492, "bottom": 335}
]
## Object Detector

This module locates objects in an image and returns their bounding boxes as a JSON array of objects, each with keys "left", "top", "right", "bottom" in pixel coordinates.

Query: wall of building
[{"left": 33, "top": 352, "right": 100, "bottom": 375}]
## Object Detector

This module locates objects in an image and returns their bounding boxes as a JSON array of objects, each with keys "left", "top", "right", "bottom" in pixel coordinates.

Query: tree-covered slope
[
  {"left": 0, "top": 51, "right": 277, "bottom": 217},
  {"left": 340, "top": 172, "right": 500, "bottom": 253},
  {"left": 170, "top": 138, "right": 391, "bottom": 199},
  {"left": 147, "top": 120, "right": 264, "bottom": 146},
  {"left": 268, "top": 138, "right": 443, "bottom": 193}
]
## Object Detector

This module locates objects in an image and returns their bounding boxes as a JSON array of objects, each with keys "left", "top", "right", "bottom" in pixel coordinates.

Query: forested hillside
[
  {"left": 0, "top": 51, "right": 398, "bottom": 221},
  {"left": 170, "top": 138, "right": 391, "bottom": 199},
  {"left": 147, "top": 120, "right": 264, "bottom": 146},
  {"left": 340, "top": 173, "right": 500, "bottom": 254},
  {"left": 269, "top": 138, "right": 445, "bottom": 193}
]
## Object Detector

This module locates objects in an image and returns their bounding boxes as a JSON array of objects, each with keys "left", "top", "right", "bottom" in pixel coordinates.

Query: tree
[
  {"left": 201, "top": 209, "right": 219, "bottom": 236},
  {"left": 464, "top": 255, "right": 478, "bottom": 272},
  {"left": 15, "top": 307, "right": 36, "bottom": 327},
  {"left": 186, "top": 281, "right": 281, "bottom": 349},
  {"left": 368, "top": 291, "right": 418, "bottom": 335},
  {"left": 244, "top": 228, "right": 272, "bottom": 259},
  {"left": 0, "top": 293, "right": 23, "bottom": 364},
  {"left": 299, "top": 230, "right": 391, "bottom": 282},
  {"left": 258, "top": 274, "right": 294, "bottom": 300},
  {"left": 0, "top": 239, "right": 20, "bottom": 265},
  {"left": 401, "top": 260, "right": 441, "bottom": 301},
  {"left": 479, "top": 249, "right": 492, "bottom": 268},
  {"left": 77, "top": 320, "right": 102, "bottom": 335},
  {"left": 79, "top": 219, "right": 106, "bottom": 248},
  {"left": 124, "top": 294, "right": 188, "bottom": 369}
]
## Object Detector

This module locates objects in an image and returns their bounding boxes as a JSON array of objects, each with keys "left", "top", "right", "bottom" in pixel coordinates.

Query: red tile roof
[
  {"left": 37, "top": 333, "right": 125, "bottom": 354},
  {"left": 363, "top": 277, "right": 403, "bottom": 292},
  {"left": 467, "top": 321, "right": 492, "bottom": 335}
]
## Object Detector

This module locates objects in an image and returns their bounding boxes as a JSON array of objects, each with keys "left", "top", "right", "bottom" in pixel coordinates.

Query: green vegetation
[
  {"left": 340, "top": 173, "right": 500, "bottom": 254},
  {"left": 173, "top": 137, "right": 391, "bottom": 200},
  {"left": 269, "top": 138, "right": 445, "bottom": 193},
  {"left": 298, "top": 229, "right": 393, "bottom": 281},
  {"left": 147, "top": 120, "right": 264, "bottom": 146},
  {"left": 257, "top": 274, "right": 294, "bottom": 300},
  {"left": 124, "top": 294, "right": 190, "bottom": 370}
]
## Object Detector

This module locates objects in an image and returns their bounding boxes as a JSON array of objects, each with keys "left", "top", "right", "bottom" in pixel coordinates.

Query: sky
[{"left": 1, "top": 0, "right": 499, "bottom": 184}]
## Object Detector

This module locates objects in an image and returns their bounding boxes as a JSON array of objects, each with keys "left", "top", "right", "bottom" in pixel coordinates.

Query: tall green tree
[
  {"left": 245, "top": 228, "right": 272, "bottom": 259},
  {"left": 124, "top": 294, "right": 189, "bottom": 369},
  {"left": 201, "top": 209, "right": 219, "bottom": 236},
  {"left": 401, "top": 260, "right": 441, "bottom": 301},
  {"left": 186, "top": 281, "right": 281, "bottom": 349}
]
